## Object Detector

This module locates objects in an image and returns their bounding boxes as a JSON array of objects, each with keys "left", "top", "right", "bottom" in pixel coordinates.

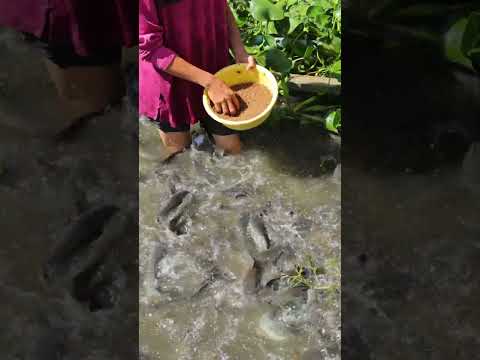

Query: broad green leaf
[
  {"left": 319, "top": 0, "right": 333, "bottom": 11},
  {"left": 307, "top": 5, "right": 323, "bottom": 19},
  {"left": 328, "top": 60, "right": 341, "bottom": 78},
  {"left": 266, "top": 48, "right": 293, "bottom": 73},
  {"left": 230, "top": 6, "right": 245, "bottom": 26},
  {"left": 274, "top": 18, "right": 290, "bottom": 36},
  {"left": 325, "top": 110, "right": 341, "bottom": 133},
  {"left": 289, "top": 17, "right": 304, "bottom": 34},
  {"left": 255, "top": 51, "right": 267, "bottom": 66},
  {"left": 252, "top": 34, "right": 265, "bottom": 46},
  {"left": 285, "top": 0, "right": 298, "bottom": 9},
  {"left": 292, "top": 39, "right": 308, "bottom": 57},
  {"left": 444, "top": 18, "right": 474, "bottom": 69},
  {"left": 462, "top": 12, "right": 480, "bottom": 57},
  {"left": 267, "top": 21, "right": 278, "bottom": 35},
  {"left": 332, "top": 36, "right": 341, "bottom": 54},
  {"left": 244, "top": 45, "right": 260, "bottom": 55},
  {"left": 264, "top": 34, "right": 276, "bottom": 47},
  {"left": 250, "top": 0, "right": 285, "bottom": 22},
  {"left": 304, "top": 45, "right": 315, "bottom": 61},
  {"left": 287, "top": 3, "right": 309, "bottom": 34}
]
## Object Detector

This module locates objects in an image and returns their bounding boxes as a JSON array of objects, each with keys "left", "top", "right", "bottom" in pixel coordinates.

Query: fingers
[
  {"left": 232, "top": 93, "right": 240, "bottom": 110},
  {"left": 214, "top": 102, "right": 222, "bottom": 114},
  {"left": 221, "top": 101, "right": 229, "bottom": 115},
  {"left": 226, "top": 98, "right": 238, "bottom": 115}
]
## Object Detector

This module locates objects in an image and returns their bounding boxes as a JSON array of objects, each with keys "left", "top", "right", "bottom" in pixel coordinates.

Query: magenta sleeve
[{"left": 139, "top": 0, "right": 176, "bottom": 71}]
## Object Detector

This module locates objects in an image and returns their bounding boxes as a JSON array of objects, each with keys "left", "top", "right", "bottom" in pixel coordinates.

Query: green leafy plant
[
  {"left": 268, "top": 92, "right": 341, "bottom": 134},
  {"left": 229, "top": 0, "right": 341, "bottom": 78},
  {"left": 362, "top": 1, "right": 480, "bottom": 72},
  {"left": 229, "top": 0, "right": 342, "bottom": 133}
]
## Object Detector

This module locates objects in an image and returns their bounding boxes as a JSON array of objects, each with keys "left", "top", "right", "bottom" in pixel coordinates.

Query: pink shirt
[
  {"left": 139, "top": 0, "right": 231, "bottom": 127},
  {"left": 0, "top": 1, "right": 136, "bottom": 56}
]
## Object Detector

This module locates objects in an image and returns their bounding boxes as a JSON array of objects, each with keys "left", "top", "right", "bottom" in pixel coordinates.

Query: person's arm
[
  {"left": 139, "top": 0, "right": 239, "bottom": 115},
  {"left": 226, "top": 6, "right": 256, "bottom": 70}
]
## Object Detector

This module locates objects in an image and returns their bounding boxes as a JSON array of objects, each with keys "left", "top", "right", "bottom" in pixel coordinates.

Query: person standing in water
[
  {"left": 0, "top": 1, "right": 137, "bottom": 134},
  {"left": 139, "top": 0, "right": 256, "bottom": 155}
]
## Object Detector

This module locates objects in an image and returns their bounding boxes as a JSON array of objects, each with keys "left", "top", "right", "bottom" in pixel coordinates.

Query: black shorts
[
  {"left": 22, "top": 33, "right": 122, "bottom": 69},
  {"left": 152, "top": 116, "right": 238, "bottom": 137}
]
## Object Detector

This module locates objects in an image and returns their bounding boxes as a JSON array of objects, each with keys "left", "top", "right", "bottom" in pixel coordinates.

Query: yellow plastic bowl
[{"left": 202, "top": 64, "right": 278, "bottom": 131}]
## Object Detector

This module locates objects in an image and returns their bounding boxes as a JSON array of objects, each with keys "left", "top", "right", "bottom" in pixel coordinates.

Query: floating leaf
[
  {"left": 250, "top": 0, "right": 285, "bottom": 22},
  {"left": 265, "top": 48, "right": 293, "bottom": 73}
]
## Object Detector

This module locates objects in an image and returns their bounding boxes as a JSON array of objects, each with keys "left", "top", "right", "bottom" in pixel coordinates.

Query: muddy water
[
  {"left": 1, "top": 28, "right": 139, "bottom": 359},
  {"left": 342, "top": 142, "right": 480, "bottom": 359},
  {"left": 139, "top": 119, "right": 341, "bottom": 359}
]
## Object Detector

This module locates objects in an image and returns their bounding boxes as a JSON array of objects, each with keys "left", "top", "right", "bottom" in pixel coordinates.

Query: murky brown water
[{"left": 139, "top": 119, "right": 341, "bottom": 360}]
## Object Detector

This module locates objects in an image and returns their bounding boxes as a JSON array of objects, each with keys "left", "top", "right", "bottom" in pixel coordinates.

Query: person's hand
[
  {"left": 206, "top": 77, "right": 240, "bottom": 115},
  {"left": 236, "top": 53, "right": 256, "bottom": 71}
]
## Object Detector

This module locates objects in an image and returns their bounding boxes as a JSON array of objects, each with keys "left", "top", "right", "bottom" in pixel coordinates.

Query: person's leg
[
  {"left": 202, "top": 117, "right": 243, "bottom": 154},
  {"left": 212, "top": 134, "right": 242, "bottom": 154},
  {"left": 40, "top": 42, "right": 124, "bottom": 124},
  {"left": 156, "top": 119, "right": 192, "bottom": 157},
  {"left": 44, "top": 61, "right": 124, "bottom": 117}
]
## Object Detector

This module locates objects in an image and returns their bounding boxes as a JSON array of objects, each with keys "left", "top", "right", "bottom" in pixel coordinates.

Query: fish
[
  {"left": 158, "top": 190, "right": 190, "bottom": 218},
  {"left": 243, "top": 260, "right": 260, "bottom": 295},
  {"left": 246, "top": 214, "right": 271, "bottom": 253},
  {"left": 44, "top": 207, "right": 129, "bottom": 312},
  {"left": 72, "top": 248, "right": 127, "bottom": 312},
  {"left": 258, "top": 286, "right": 308, "bottom": 307},
  {"left": 158, "top": 191, "right": 195, "bottom": 235},
  {"left": 43, "top": 204, "right": 119, "bottom": 284},
  {"left": 257, "top": 308, "right": 295, "bottom": 342},
  {"left": 223, "top": 183, "right": 253, "bottom": 199},
  {"left": 256, "top": 246, "right": 297, "bottom": 288},
  {"left": 153, "top": 252, "right": 216, "bottom": 302}
]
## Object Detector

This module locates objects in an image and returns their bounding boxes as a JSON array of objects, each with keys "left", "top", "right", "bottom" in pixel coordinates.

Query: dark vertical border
[{"left": 342, "top": 1, "right": 480, "bottom": 359}]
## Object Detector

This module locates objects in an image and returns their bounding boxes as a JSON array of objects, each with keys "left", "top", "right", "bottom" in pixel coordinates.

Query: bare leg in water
[
  {"left": 158, "top": 130, "right": 242, "bottom": 157},
  {"left": 43, "top": 59, "right": 125, "bottom": 135}
]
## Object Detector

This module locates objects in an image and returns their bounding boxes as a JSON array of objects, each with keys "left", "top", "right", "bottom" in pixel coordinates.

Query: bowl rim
[{"left": 202, "top": 64, "right": 279, "bottom": 126}]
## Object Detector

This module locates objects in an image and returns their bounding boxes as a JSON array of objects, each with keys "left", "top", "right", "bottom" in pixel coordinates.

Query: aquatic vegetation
[
  {"left": 229, "top": 0, "right": 342, "bottom": 133},
  {"left": 229, "top": 0, "right": 341, "bottom": 78},
  {"left": 282, "top": 255, "right": 340, "bottom": 297},
  {"left": 350, "top": 1, "right": 480, "bottom": 73}
]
